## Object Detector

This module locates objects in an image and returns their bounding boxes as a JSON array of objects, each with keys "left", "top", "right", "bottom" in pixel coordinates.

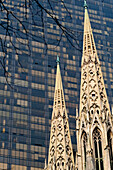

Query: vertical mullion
[
  {"left": 94, "top": 140, "right": 99, "bottom": 170},
  {"left": 97, "top": 139, "right": 101, "bottom": 170},
  {"left": 82, "top": 137, "right": 85, "bottom": 170}
]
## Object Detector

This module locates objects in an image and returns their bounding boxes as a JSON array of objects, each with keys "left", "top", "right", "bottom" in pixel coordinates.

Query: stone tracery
[{"left": 76, "top": 1, "right": 113, "bottom": 170}]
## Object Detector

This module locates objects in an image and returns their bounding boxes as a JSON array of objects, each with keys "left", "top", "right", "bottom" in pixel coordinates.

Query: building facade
[{"left": 0, "top": 0, "right": 112, "bottom": 169}]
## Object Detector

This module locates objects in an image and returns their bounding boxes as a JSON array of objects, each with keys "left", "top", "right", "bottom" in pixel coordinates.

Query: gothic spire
[
  {"left": 82, "top": 1, "right": 97, "bottom": 58},
  {"left": 80, "top": 3, "right": 111, "bottom": 118},
  {"left": 46, "top": 56, "right": 75, "bottom": 169},
  {"left": 76, "top": 3, "right": 113, "bottom": 170}
]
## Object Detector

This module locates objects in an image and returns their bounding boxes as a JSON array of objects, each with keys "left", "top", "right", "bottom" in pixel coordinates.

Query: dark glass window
[
  {"left": 107, "top": 130, "right": 113, "bottom": 169},
  {"left": 93, "top": 128, "right": 104, "bottom": 170},
  {"left": 82, "top": 132, "right": 87, "bottom": 169}
]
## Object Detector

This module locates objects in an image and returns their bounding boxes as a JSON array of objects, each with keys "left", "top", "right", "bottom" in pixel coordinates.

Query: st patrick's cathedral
[{"left": 44, "top": 1, "right": 113, "bottom": 170}]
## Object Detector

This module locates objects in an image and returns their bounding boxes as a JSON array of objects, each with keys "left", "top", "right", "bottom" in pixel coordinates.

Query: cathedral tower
[
  {"left": 76, "top": 1, "right": 113, "bottom": 170},
  {"left": 45, "top": 56, "right": 75, "bottom": 169}
]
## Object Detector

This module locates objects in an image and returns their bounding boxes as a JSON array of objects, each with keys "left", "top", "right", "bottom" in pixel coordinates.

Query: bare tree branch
[{"left": 0, "top": 0, "right": 82, "bottom": 87}]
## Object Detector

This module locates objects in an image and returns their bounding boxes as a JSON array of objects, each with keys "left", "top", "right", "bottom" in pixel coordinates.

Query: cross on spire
[
  {"left": 56, "top": 55, "right": 60, "bottom": 64},
  {"left": 84, "top": 0, "right": 88, "bottom": 8}
]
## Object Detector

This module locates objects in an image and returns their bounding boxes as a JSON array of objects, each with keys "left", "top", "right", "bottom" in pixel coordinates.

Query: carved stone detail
[
  {"left": 76, "top": 4, "right": 113, "bottom": 170},
  {"left": 46, "top": 62, "right": 75, "bottom": 170}
]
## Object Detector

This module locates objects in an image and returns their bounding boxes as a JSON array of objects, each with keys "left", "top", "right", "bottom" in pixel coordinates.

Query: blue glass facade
[{"left": 0, "top": 0, "right": 112, "bottom": 169}]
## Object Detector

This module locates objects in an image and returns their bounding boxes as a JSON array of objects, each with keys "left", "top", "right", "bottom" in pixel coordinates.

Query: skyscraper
[{"left": 0, "top": 0, "right": 113, "bottom": 169}]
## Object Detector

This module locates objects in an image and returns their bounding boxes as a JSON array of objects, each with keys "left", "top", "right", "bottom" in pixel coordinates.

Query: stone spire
[
  {"left": 80, "top": 1, "right": 111, "bottom": 118},
  {"left": 46, "top": 56, "right": 75, "bottom": 170},
  {"left": 76, "top": 1, "right": 113, "bottom": 170}
]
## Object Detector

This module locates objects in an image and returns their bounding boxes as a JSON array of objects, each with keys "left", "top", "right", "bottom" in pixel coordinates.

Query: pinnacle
[
  {"left": 80, "top": 0, "right": 111, "bottom": 119},
  {"left": 47, "top": 56, "right": 75, "bottom": 169}
]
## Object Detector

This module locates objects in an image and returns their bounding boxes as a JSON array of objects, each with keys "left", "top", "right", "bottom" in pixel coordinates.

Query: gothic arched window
[
  {"left": 82, "top": 132, "right": 87, "bottom": 170},
  {"left": 107, "top": 129, "right": 113, "bottom": 169},
  {"left": 93, "top": 128, "right": 104, "bottom": 170}
]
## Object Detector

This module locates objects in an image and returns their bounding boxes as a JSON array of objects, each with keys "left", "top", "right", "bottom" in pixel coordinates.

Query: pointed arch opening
[
  {"left": 93, "top": 128, "right": 104, "bottom": 170},
  {"left": 81, "top": 131, "right": 87, "bottom": 170},
  {"left": 107, "top": 129, "right": 113, "bottom": 169}
]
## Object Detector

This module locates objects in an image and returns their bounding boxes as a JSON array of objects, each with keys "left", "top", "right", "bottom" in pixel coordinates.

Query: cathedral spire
[
  {"left": 80, "top": 1, "right": 111, "bottom": 117},
  {"left": 76, "top": 2, "right": 113, "bottom": 170},
  {"left": 46, "top": 56, "right": 75, "bottom": 169},
  {"left": 82, "top": 0, "right": 98, "bottom": 60}
]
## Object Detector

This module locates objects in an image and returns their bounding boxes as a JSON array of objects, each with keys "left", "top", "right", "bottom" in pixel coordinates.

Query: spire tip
[
  {"left": 84, "top": 0, "right": 88, "bottom": 8},
  {"left": 56, "top": 55, "right": 60, "bottom": 64}
]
